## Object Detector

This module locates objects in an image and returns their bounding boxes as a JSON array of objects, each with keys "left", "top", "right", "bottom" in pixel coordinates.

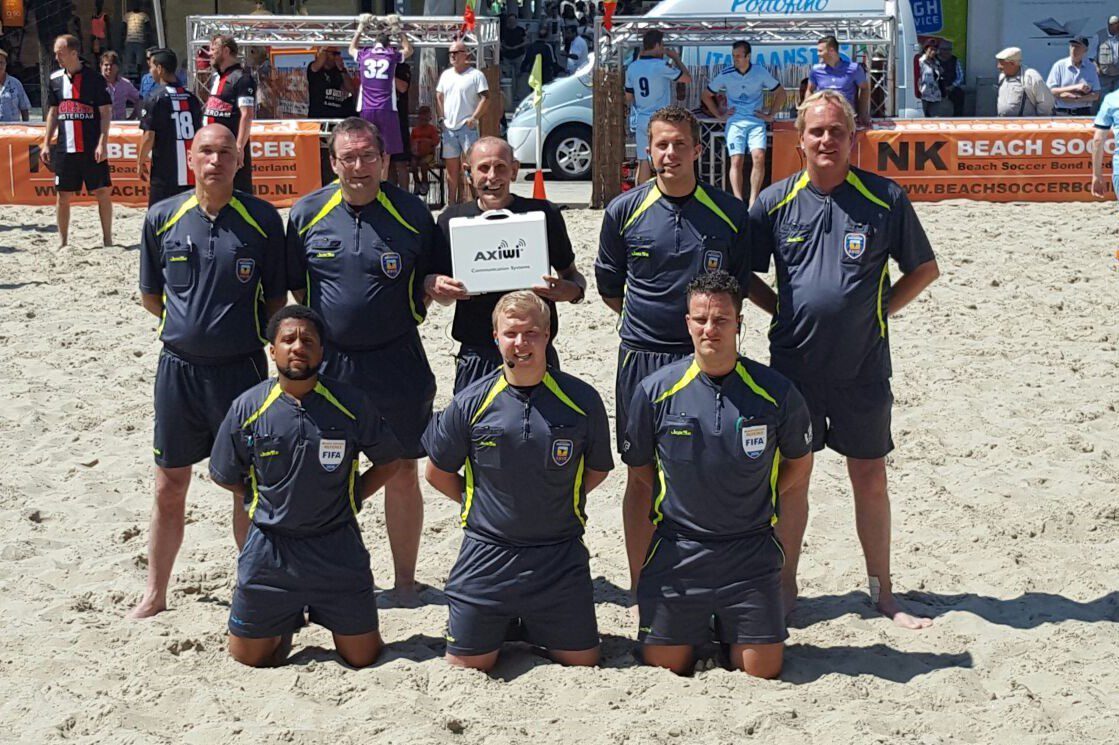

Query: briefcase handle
[{"left": 480, "top": 209, "right": 515, "bottom": 220}]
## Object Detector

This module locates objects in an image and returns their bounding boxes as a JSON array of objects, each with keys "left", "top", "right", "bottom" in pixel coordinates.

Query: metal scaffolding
[
  {"left": 591, "top": 13, "right": 900, "bottom": 207},
  {"left": 187, "top": 15, "right": 502, "bottom": 90}
]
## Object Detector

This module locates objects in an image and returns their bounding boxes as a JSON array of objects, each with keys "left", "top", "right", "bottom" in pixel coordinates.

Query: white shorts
[
  {"left": 726, "top": 118, "right": 767, "bottom": 156},
  {"left": 632, "top": 111, "right": 652, "bottom": 158}
]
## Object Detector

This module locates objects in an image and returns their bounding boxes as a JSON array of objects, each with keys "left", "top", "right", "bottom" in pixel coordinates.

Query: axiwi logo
[{"left": 474, "top": 238, "right": 528, "bottom": 262}]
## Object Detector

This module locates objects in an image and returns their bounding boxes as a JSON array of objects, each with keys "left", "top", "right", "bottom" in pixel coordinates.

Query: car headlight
[{"left": 514, "top": 96, "right": 533, "bottom": 118}]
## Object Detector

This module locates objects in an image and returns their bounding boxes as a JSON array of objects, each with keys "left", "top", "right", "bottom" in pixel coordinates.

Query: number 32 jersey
[
  {"left": 140, "top": 85, "right": 203, "bottom": 188},
  {"left": 357, "top": 45, "right": 402, "bottom": 113}
]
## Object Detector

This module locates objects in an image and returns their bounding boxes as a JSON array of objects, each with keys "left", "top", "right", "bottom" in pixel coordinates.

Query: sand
[{"left": 0, "top": 199, "right": 1117, "bottom": 744}]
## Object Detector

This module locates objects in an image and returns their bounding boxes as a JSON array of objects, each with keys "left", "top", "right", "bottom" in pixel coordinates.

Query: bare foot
[
  {"left": 877, "top": 593, "right": 933, "bottom": 630},
  {"left": 389, "top": 582, "right": 422, "bottom": 608},
  {"left": 127, "top": 593, "right": 166, "bottom": 619}
]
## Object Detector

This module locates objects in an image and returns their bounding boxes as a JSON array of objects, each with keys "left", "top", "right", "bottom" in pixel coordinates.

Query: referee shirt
[
  {"left": 622, "top": 356, "right": 812, "bottom": 539},
  {"left": 434, "top": 195, "right": 576, "bottom": 346},
  {"left": 286, "top": 181, "right": 444, "bottom": 350},
  {"left": 749, "top": 167, "right": 935, "bottom": 383},
  {"left": 140, "top": 190, "right": 287, "bottom": 362},
  {"left": 596, "top": 180, "right": 751, "bottom": 353},
  {"left": 422, "top": 369, "right": 614, "bottom": 547},
  {"left": 210, "top": 377, "right": 402, "bottom": 535}
]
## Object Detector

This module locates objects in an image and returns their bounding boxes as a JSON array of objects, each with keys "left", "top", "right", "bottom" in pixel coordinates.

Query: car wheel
[{"left": 545, "top": 124, "right": 593, "bottom": 181}]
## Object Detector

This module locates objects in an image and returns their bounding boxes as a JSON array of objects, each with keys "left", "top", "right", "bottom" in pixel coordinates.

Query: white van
[{"left": 506, "top": 0, "right": 922, "bottom": 180}]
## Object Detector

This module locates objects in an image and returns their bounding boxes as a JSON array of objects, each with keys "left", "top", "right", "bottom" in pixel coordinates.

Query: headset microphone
[{"left": 505, "top": 358, "right": 516, "bottom": 368}]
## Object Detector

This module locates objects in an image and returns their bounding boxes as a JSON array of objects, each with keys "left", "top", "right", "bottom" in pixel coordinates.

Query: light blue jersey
[
  {"left": 625, "top": 56, "right": 683, "bottom": 116},
  {"left": 707, "top": 64, "right": 780, "bottom": 124},
  {"left": 1093, "top": 90, "right": 1119, "bottom": 170}
]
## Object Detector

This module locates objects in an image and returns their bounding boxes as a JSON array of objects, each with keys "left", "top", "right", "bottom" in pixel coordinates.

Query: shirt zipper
[
  {"left": 522, "top": 396, "right": 531, "bottom": 440},
  {"left": 713, "top": 388, "right": 724, "bottom": 435}
]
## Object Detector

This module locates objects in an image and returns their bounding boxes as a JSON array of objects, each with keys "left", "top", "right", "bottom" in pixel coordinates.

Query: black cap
[{"left": 1071, "top": 36, "right": 1090, "bottom": 47}]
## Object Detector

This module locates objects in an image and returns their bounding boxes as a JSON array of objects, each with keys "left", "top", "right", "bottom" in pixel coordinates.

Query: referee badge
[
  {"left": 236, "top": 258, "right": 255, "bottom": 283},
  {"left": 741, "top": 424, "right": 767, "bottom": 460},
  {"left": 704, "top": 250, "right": 723, "bottom": 273},
  {"left": 381, "top": 251, "right": 402, "bottom": 279},
  {"left": 551, "top": 439, "right": 573, "bottom": 467},
  {"left": 319, "top": 438, "right": 346, "bottom": 472},
  {"left": 844, "top": 232, "right": 867, "bottom": 260}
]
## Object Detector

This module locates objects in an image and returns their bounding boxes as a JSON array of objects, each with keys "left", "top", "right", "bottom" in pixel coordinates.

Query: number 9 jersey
[{"left": 140, "top": 84, "right": 203, "bottom": 203}]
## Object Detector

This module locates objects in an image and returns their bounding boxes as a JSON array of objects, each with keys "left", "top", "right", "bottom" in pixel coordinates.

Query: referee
[
  {"left": 129, "top": 124, "right": 287, "bottom": 619},
  {"left": 624, "top": 271, "right": 812, "bottom": 677},
  {"left": 423, "top": 291, "right": 613, "bottom": 672},
  {"left": 596, "top": 105, "right": 752, "bottom": 594},
  {"left": 286, "top": 117, "right": 443, "bottom": 605},
  {"left": 748, "top": 91, "right": 940, "bottom": 629},
  {"left": 211, "top": 306, "right": 402, "bottom": 668},
  {"left": 137, "top": 49, "right": 202, "bottom": 207},
  {"left": 40, "top": 34, "right": 113, "bottom": 248}
]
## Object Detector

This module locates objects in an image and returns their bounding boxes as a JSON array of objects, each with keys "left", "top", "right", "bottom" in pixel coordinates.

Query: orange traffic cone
[{"left": 533, "top": 169, "right": 547, "bottom": 200}]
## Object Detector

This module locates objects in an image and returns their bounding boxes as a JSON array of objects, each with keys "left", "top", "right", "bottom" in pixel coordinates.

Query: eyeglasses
[{"left": 334, "top": 151, "right": 382, "bottom": 167}]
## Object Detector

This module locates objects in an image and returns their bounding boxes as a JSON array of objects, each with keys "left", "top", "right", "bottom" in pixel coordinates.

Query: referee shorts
[
  {"left": 637, "top": 531, "right": 787, "bottom": 647},
  {"left": 615, "top": 343, "right": 691, "bottom": 452},
  {"left": 444, "top": 535, "right": 599, "bottom": 656},
  {"left": 52, "top": 149, "right": 111, "bottom": 193},
  {"left": 786, "top": 376, "right": 894, "bottom": 459},
  {"left": 322, "top": 331, "right": 435, "bottom": 459},
  {"left": 229, "top": 521, "right": 379, "bottom": 639},
  {"left": 153, "top": 346, "right": 267, "bottom": 468},
  {"left": 454, "top": 342, "right": 561, "bottom": 394}
]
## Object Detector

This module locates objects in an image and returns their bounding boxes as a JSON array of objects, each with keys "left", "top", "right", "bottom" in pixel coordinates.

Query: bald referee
[
  {"left": 129, "top": 124, "right": 287, "bottom": 619},
  {"left": 747, "top": 90, "right": 940, "bottom": 629}
]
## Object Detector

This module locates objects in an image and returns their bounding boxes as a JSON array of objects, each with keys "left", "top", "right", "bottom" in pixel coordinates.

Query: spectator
[
  {"left": 1097, "top": 15, "right": 1119, "bottom": 95},
  {"left": 90, "top": 0, "right": 110, "bottom": 57},
  {"left": 1048, "top": 36, "right": 1100, "bottom": 116},
  {"left": 306, "top": 46, "right": 351, "bottom": 118},
  {"left": 102, "top": 51, "right": 141, "bottom": 120},
  {"left": 995, "top": 47, "right": 1054, "bottom": 116},
  {"left": 0, "top": 50, "right": 31, "bottom": 122},
  {"left": 139, "top": 47, "right": 164, "bottom": 99},
  {"left": 501, "top": 14, "right": 528, "bottom": 100},
  {"left": 521, "top": 25, "right": 562, "bottom": 85},
  {"left": 917, "top": 41, "right": 947, "bottom": 117},
  {"left": 123, "top": 3, "right": 151, "bottom": 81},
  {"left": 806, "top": 35, "right": 871, "bottom": 125},
  {"left": 435, "top": 39, "right": 489, "bottom": 204},
  {"left": 410, "top": 105, "right": 439, "bottom": 195},
  {"left": 563, "top": 25, "right": 588, "bottom": 75},
  {"left": 936, "top": 40, "right": 965, "bottom": 116}
]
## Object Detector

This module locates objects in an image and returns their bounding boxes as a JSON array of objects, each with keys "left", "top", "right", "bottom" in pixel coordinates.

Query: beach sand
[{"left": 0, "top": 200, "right": 1117, "bottom": 744}]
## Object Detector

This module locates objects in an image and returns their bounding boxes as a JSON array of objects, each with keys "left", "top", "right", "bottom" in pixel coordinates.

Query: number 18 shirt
[{"left": 140, "top": 85, "right": 202, "bottom": 189}]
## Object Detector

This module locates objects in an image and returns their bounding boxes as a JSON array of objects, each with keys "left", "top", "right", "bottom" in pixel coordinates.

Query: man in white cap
[
  {"left": 1047, "top": 36, "right": 1101, "bottom": 115},
  {"left": 995, "top": 47, "right": 1054, "bottom": 117},
  {"left": 1097, "top": 16, "right": 1119, "bottom": 95}
]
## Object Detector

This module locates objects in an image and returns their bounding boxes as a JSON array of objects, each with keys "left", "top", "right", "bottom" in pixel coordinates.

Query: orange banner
[
  {"left": 0, "top": 120, "right": 322, "bottom": 207},
  {"left": 771, "top": 119, "right": 1116, "bottom": 203}
]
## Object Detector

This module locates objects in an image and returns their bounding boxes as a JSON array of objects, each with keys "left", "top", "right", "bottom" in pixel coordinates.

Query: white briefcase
[{"left": 448, "top": 209, "right": 551, "bottom": 295}]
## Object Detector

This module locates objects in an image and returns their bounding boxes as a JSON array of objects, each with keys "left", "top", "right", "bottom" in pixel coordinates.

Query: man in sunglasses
[{"left": 436, "top": 40, "right": 489, "bottom": 204}]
